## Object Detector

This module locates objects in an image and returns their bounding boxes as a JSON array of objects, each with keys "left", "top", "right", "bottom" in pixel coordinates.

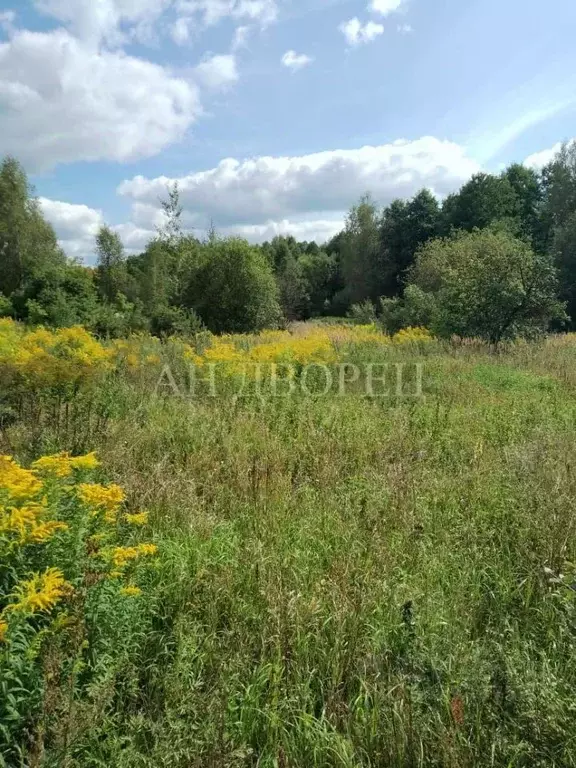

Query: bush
[
  {"left": 407, "top": 229, "right": 566, "bottom": 343},
  {"left": 186, "top": 238, "right": 282, "bottom": 334}
]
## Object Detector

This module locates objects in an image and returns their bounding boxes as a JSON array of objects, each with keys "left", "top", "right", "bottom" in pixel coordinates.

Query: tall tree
[
  {"left": 96, "top": 226, "right": 126, "bottom": 303},
  {"left": 379, "top": 190, "right": 442, "bottom": 296},
  {"left": 442, "top": 172, "right": 518, "bottom": 233},
  {"left": 340, "top": 194, "right": 380, "bottom": 306},
  {"left": 186, "top": 238, "right": 281, "bottom": 333},
  {"left": 0, "top": 156, "right": 65, "bottom": 300}
]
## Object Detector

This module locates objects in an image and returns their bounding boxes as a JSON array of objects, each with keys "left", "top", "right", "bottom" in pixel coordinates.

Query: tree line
[{"left": 0, "top": 142, "right": 575, "bottom": 341}]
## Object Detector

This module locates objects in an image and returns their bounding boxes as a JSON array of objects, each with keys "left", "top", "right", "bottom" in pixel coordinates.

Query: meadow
[{"left": 1, "top": 319, "right": 576, "bottom": 767}]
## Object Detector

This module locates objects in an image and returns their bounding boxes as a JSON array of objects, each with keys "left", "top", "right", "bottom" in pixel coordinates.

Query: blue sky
[{"left": 0, "top": 0, "right": 575, "bottom": 263}]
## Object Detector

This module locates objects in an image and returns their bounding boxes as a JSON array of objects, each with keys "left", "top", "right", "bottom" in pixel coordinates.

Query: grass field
[{"left": 2, "top": 324, "right": 576, "bottom": 767}]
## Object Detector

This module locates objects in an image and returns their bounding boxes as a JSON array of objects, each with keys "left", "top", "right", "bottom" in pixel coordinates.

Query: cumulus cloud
[
  {"left": 119, "top": 137, "right": 480, "bottom": 229},
  {"left": 194, "top": 53, "right": 238, "bottom": 90},
  {"left": 33, "top": 0, "right": 171, "bottom": 47},
  {"left": 369, "top": 0, "right": 405, "bottom": 16},
  {"left": 39, "top": 197, "right": 104, "bottom": 262},
  {"left": 281, "top": 50, "right": 313, "bottom": 71},
  {"left": 524, "top": 141, "right": 575, "bottom": 170},
  {"left": 221, "top": 217, "right": 344, "bottom": 244},
  {"left": 0, "top": 27, "right": 200, "bottom": 171},
  {"left": 340, "top": 18, "right": 384, "bottom": 46}
]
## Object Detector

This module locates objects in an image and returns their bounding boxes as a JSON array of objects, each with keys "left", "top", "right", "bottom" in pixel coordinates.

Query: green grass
[{"left": 4, "top": 337, "right": 576, "bottom": 767}]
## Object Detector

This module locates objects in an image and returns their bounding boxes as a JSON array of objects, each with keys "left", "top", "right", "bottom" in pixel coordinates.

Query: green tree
[
  {"left": 409, "top": 230, "right": 565, "bottom": 344},
  {"left": 95, "top": 226, "right": 126, "bottom": 304},
  {"left": 379, "top": 190, "right": 442, "bottom": 296},
  {"left": 340, "top": 195, "right": 380, "bottom": 306},
  {"left": 541, "top": 142, "right": 576, "bottom": 324},
  {"left": 442, "top": 173, "right": 518, "bottom": 234},
  {"left": 0, "top": 156, "right": 66, "bottom": 301},
  {"left": 186, "top": 238, "right": 281, "bottom": 333}
]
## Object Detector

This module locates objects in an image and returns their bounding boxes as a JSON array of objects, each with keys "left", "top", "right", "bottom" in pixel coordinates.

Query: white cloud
[
  {"left": 524, "top": 142, "right": 563, "bottom": 170},
  {"left": 281, "top": 50, "right": 313, "bottom": 72},
  {"left": 119, "top": 136, "right": 480, "bottom": 228},
  {"left": 175, "top": 0, "right": 277, "bottom": 27},
  {"left": 397, "top": 23, "right": 413, "bottom": 33},
  {"left": 232, "top": 24, "right": 250, "bottom": 49},
  {"left": 0, "top": 28, "right": 200, "bottom": 170},
  {"left": 171, "top": 16, "right": 192, "bottom": 44},
  {"left": 221, "top": 217, "right": 344, "bottom": 244},
  {"left": 369, "top": 0, "right": 405, "bottom": 16},
  {"left": 33, "top": 0, "right": 172, "bottom": 47},
  {"left": 340, "top": 18, "right": 384, "bottom": 46},
  {"left": 39, "top": 197, "right": 104, "bottom": 262},
  {"left": 194, "top": 53, "right": 238, "bottom": 90}
]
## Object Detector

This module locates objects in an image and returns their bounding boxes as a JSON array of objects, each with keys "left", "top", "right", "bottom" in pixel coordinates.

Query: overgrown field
[{"left": 2, "top": 320, "right": 576, "bottom": 767}]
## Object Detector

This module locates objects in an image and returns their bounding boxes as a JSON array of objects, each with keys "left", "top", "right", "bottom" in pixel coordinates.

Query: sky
[{"left": 0, "top": 0, "right": 575, "bottom": 264}]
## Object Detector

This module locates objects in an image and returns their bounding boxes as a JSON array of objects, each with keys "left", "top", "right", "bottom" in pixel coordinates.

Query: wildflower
[
  {"left": 77, "top": 483, "right": 125, "bottom": 518},
  {"left": 137, "top": 543, "right": 158, "bottom": 557},
  {"left": 120, "top": 585, "right": 142, "bottom": 597},
  {"left": 0, "top": 502, "right": 67, "bottom": 544},
  {"left": 0, "top": 455, "right": 43, "bottom": 501},
  {"left": 0, "top": 620, "right": 7, "bottom": 643},
  {"left": 32, "top": 453, "right": 74, "bottom": 478},
  {"left": 70, "top": 452, "right": 100, "bottom": 471},
  {"left": 28, "top": 520, "right": 69, "bottom": 542},
  {"left": 109, "top": 543, "right": 158, "bottom": 568},
  {"left": 125, "top": 511, "right": 149, "bottom": 526},
  {"left": 9, "top": 568, "right": 72, "bottom": 614}
]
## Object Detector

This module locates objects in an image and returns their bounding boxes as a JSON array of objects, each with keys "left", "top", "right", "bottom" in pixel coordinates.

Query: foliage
[
  {"left": 0, "top": 451, "right": 157, "bottom": 764},
  {"left": 186, "top": 238, "right": 282, "bottom": 333},
  {"left": 408, "top": 229, "right": 566, "bottom": 343},
  {"left": 2, "top": 327, "right": 576, "bottom": 765}
]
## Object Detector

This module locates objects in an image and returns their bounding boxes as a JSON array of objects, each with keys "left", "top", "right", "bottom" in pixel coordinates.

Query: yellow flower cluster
[
  {"left": 120, "top": 585, "right": 142, "bottom": 597},
  {"left": 32, "top": 452, "right": 100, "bottom": 478},
  {"left": 0, "top": 319, "right": 114, "bottom": 391},
  {"left": 186, "top": 324, "right": 434, "bottom": 378},
  {"left": 0, "top": 455, "right": 43, "bottom": 501},
  {"left": 8, "top": 568, "right": 71, "bottom": 614},
  {"left": 392, "top": 326, "right": 434, "bottom": 345},
  {"left": 77, "top": 483, "right": 125, "bottom": 523},
  {"left": 0, "top": 451, "right": 159, "bottom": 644},
  {"left": 112, "top": 336, "right": 163, "bottom": 369},
  {"left": 125, "top": 511, "right": 149, "bottom": 526},
  {"left": 109, "top": 543, "right": 158, "bottom": 568},
  {"left": 0, "top": 501, "right": 68, "bottom": 544}
]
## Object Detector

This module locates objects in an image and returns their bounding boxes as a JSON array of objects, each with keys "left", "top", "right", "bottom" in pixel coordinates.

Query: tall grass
[{"left": 2, "top": 326, "right": 576, "bottom": 766}]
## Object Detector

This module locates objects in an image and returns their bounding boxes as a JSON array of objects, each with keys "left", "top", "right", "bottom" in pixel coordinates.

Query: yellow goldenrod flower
[
  {"left": 32, "top": 453, "right": 74, "bottom": 478},
  {"left": 109, "top": 543, "right": 158, "bottom": 568},
  {"left": 9, "top": 568, "right": 72, "bottom": 614},
  {"left": 0, "top": 620, "right": 7, "bottom": 643},
  {"left": 0, "top": 455, "right": 43, "bottom": 501},
  {"left": 120, "top": 585, "right": 142, "bottom": 597},
  {"left": 0, "top": 501, "right": 67, "bottom": 544},
  {"left": 70, "top": 452, "right": 100, "bottom": 471},
  {"left": 77, "top": 483, "right": 125, "bottom": 516},
  {"left": 28, "top": 520, "right": 69, "bottom": 542},
  {"left": 137, "top": 543, "right": 158, "bottom": 557},
  {"left": 125, "top": 511, "right": 149, "bottom": 526}
]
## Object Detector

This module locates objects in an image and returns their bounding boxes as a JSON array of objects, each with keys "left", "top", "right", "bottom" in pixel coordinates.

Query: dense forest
[{"left": 0, "top": 141, "right": 575, "bottom": 340}]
